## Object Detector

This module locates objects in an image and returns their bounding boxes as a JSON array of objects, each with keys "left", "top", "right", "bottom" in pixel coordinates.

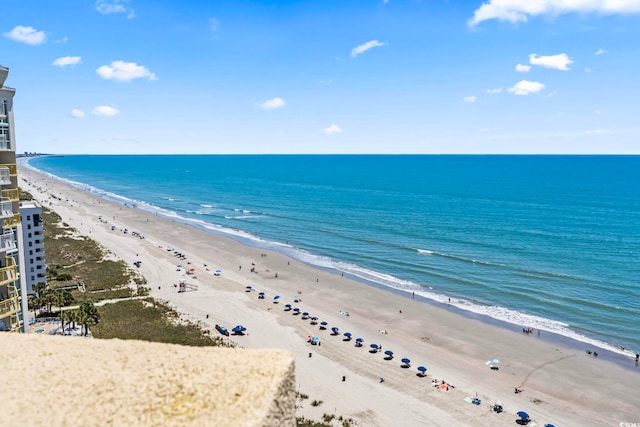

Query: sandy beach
[{"left": 20, "top": 163, "right": 638, "bottom": 427}]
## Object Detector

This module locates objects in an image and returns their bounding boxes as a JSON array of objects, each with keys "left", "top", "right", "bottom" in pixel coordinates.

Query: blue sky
[{"left": 2, "top": 0, "right": 640, "bottom": 154}]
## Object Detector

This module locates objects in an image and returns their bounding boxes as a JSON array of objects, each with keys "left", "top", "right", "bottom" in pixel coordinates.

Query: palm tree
[
  {"left": 79, "top": 302, "right": 100, "bottom": 336},
  {"left": 28, "top": 295, "right": 40, "bottom": 317}
]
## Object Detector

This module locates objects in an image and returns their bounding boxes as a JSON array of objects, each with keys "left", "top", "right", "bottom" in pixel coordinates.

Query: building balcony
[
  {"left": 0, "top": 167, "right": 11, "bottom": 185},
  {"left": 0, "top": 230, "right": 16, "bottom": 253},
  {"left": 0, "top": 257, "right": 17, "bottom": 286},
  {"left": 1, "top": 188, "right": 18, "bottom": 202},
  {"left": 0, "top": 285, "right": 19, "bottom": 321},
  {"left": 0, "top": 198, "right": 13, "bottom": 219},
  {"left": 3, "top": 213, "right": 20, "bottom": 228},
  {"left": 0, "top": 163, "right": 16, "bottom": 176}
]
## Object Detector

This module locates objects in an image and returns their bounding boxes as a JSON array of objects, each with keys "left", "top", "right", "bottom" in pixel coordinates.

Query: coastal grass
[
  {"left": 42, "top": 207, "right": 139, "bottom": 302},
  {"left": 91, "top": 299, "right": 228, "bottom": 347}
]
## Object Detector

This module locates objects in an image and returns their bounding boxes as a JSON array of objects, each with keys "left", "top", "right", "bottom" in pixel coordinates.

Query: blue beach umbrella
[
  {"left": 258, "top": 292, "right": 265, "bottom": 297},
  {"left": 302, "top": 312, "right": 309, "bottom": 316},
  {"left": 343, "top": 332, "right": 352, "bottom": 338},
  {"left": 384, "top": 350, "right": 393, "bottom": 356},
  {"left": 417, "top": 366, "right": 427, "bottom": 373},
  {"left": 284, "top": 304, "right": 292, "bottom": 311},
  {"left": 320, "top": 321, "right": 328, "bottom": 326},
  {"left": 517, "top": 411, "right": 530, "bottom": 420},
  {"left": 370, "top": 343, "right": 379, "bottom": 349},
  {"left": 544, "top": 424, "right": 555, "bottom": 427},
  {"left": 232, "top": 325, "right": 246, "bottom": 334},
  {"left": 331, "top": 327, "right": 339, "bottom": 335},
  {"left": 245, "top": 285, "right": 252, "bottom": 291},
  {"left": 293, "top": 307, "right": 300, "bottom": 313},
  {"left": 356, "top": 338, "right": 363, "bottom": 343},
  {"left": 401, "top": 358, "right": 411, "bottom": 364}
]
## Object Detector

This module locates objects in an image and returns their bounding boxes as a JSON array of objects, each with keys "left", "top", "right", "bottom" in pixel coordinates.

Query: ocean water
[{"left": 26, "top": 155, "right": 640, "bottom": 354}]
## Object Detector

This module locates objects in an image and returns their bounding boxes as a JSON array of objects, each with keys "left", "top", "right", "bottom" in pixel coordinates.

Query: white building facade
[
  {"left": 0, "top": 65, "right": 28, "bottom": 332},
  {"left": 20, "top": 201, "right": 45, "bottom": 295}
]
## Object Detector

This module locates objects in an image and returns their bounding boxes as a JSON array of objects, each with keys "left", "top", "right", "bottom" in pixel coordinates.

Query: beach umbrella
[
  {"left": 320, "top": 321, "right": 328, "bottom": 326},
  {"left": 302, "top": 311, "right": 309, "bottom": 316},
  {"left": 293, "top": 307, "right": 300, "bottom": 312},
  {"left": 384, "top": 350, "right": 393, "bottom": 356},
  {"left": 417, "top": 366, "right": 427, "bottom": 373},
  {"left": 370, "top": 343, "right": 379, "bottom": 349},
  {"left": 544, "top": 424, "right": 555, "bottom": 427},
  {"left": 274, "top": 295, "right": 280, "bottom": 300},
  {"left": 517, "top": 411, "right": 530, "bottom": 420},
  {"left": 284, "top": 304, "right": 292, "bottom": 311},
  {"left": 215, "top": 269, "right": 222, "bottom": 275},
  {"left": 245, "top": 285, "right": 252, "bottom": 292},
  {"left": 331, "top": 327, "right": 339, "bottom": 335},
  {"left": 232, "top": 325, "right": 246, "bottom": 333},
  {"left": 258, "top": 292, "right": 264, "bottom": 296},
  {"left": 491, "top": 358, "right": 500, "bottom": 364},
  {"left": 343, "top": 332, "right": 352, "bottom": 338},
  {"left": 356, "top": 338, "right": 363, "bottom": 343},
  {"left": 401, "top": 358, "right": 411, "bottom": 364}
]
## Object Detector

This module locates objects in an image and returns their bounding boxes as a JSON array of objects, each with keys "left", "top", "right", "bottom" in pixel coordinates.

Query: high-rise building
[
  {"left": 0, "top": 65, "right": 28, "bottom": 332},
  {"left": 20, "top": 201, "right": 45, "bottom": 295}
]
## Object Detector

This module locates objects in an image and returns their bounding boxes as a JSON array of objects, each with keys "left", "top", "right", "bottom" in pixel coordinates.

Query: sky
[{"left": 2, "top": 0, "right": 640, "bottom": 154}]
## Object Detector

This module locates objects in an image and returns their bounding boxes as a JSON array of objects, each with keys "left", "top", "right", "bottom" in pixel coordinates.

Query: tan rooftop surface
[{"left": 1, "top": 334, "right": 296, "bottom": 427}]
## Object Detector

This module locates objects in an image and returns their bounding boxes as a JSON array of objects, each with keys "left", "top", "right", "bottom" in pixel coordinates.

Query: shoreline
[
  {"left": 23, "top": 159, "right": 637, "bottom": 364},
  {"left": 19, "top": 162, "right": 640, "bottom": 426}
]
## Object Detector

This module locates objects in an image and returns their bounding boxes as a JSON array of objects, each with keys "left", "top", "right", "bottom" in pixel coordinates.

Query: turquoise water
[{"left": 27, "top": 155, "right": 640, "bottom": 354}]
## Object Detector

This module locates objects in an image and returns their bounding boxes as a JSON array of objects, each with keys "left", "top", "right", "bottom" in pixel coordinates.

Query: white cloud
[
  {"left": 463, "top": 96, "right": 477, "bottom": 103},
  {"left": 3, "top": 26, "right": 47, "bottom": 45},
  {"left": 256, "top": 97, "right": 286, "bottom": 110},
  {"left": 55, "top": 36, "right": 68, "bottom": 44},
  {"left": 469, "top": 0, "right": 640, "bottom": 26},
  {"left": 508, "top": 80, "right": 545, "bottom": 95},
  {"left": 92, "top": 106, "right": 120, "bottom": 116},
  {"left": 96, "top": 0, "right": 135, "bottom": 18},
  {"left": 595, "top": 48, "right": 607, "bottom": 55},
  {"left": 209, "top": 17, "right": 220, "bottom": 32},
  {"left": 70, "top": 109, "right": 86, "bottom": 118},
  {"left": 529, "top": 53, "right": 573, "bottom": 71},
  {"left": 585, "top": 129, "right": 611, "bottom": 135},
  {"left": 350, "top": 40, "right": 386, "bottom": 58},
  {"left": 323, "top": 124, "right": 343, "bottom": 135},
  {"left": 96, "top": 61, "right": 157, "bottom": 82},
  {"left": 52, "top": 56, "right": 82, "bottom": 67},
  {"left": 515, "top": 63, "right": 531, "bottom": 72},
  {"left": 486, "top": 87, "right": 503, "bottom": 94}
]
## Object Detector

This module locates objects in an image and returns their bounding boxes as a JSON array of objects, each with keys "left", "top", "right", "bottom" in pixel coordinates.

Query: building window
[
  {"left": 26, "top": 215, "right": 31, "bottom": 221},
  {"left": 28, "top": 232, "right": 32, "bottom": 238},
  {"left": 31, "top": 275, "right": 35, "bottom": 281}
]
